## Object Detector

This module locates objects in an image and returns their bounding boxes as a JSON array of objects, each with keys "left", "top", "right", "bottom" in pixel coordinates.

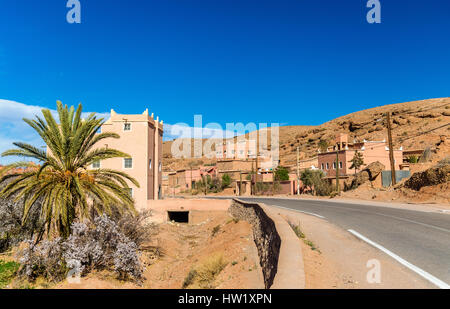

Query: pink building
[
  {"left": 167, "top": 166, "right": 218, "bottom": 195},
  {"left": 89, "top": 109, "right": 163, "bottom": 210},
  {"left": 318, "top": 133, "right": 403, "bottom": 181}
]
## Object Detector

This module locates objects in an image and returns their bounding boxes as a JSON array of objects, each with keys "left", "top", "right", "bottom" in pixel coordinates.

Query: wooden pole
[
  {"left": 386, "top": 112, "right": 397, "bottom": 186},
  {"left": 239, "top": 171, "right": 242, "bottom": 196},
  {"left": 296, "top": 146, "right": 300, "bottom": 195},
  {"left": 336, "top": 145, "right": 340, "bottom": 194}
]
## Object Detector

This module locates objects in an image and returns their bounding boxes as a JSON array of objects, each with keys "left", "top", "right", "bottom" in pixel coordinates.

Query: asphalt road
[{"left": 219, "top": 197, "right": 450, "bottom": 288}]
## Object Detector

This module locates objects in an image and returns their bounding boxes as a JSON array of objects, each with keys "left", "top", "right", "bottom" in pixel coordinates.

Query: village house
[
  {"left": 317, "top": 133, "right": 403, "bottom": 185},
  {"left": 88, "top": 109, "right": 164, "bottom": 210},
  {"left": 166, "top": 166, "right": 217, "bottom": 195}
]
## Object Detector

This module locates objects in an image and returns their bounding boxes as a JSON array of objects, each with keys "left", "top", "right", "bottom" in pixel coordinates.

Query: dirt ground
[
  {"left": 274, "top": 207, "right": 436, "bottom": 289},
  {"left": 339, "top": 182, "right": 450, "bottom": 207},
  {"left": 56, "top": 211, "right": 264, "bottom": 289}
]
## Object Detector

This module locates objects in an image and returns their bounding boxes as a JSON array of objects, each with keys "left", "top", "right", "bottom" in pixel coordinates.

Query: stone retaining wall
[{"left": 228, "top": 199, "right": 281, "bottom": 289}]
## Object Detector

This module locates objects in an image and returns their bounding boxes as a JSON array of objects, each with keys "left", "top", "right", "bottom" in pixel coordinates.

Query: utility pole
[
  {"left": 335, "top": 144, "right": 340, "bottom": 194},
  {"left": 296, "top": 146, "right": 300, "bottom": 195},
  {"left": 251, "top": 160, "right": 255, "bottom": 195},
  {"left": 272, "top": 171, "right": 275, "bottom": 196},
  {"left": 386, "top": 112, "right": 397, "bottom": 186},
  {"left": 239, "top": 171, "right": 242, "bottom": 196}
]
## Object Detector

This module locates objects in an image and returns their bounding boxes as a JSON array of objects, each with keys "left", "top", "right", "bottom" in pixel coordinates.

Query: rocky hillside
[{"left": 163, "top": 98, "right": 450, "bottom": 170}]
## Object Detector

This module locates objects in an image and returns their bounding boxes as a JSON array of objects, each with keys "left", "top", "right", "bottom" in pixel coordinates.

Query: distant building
[
  {"left": 318, "top": 133, "right": 403, "bottom": 184},
  {"left": 215, "top": 139, "right": 279, "bottom": 171},
  {"left": 166, "top": 166, "right": 217, "bottom": 195},
  {"left": 88, "top": 109, "right": 163, "bottom": 210}
]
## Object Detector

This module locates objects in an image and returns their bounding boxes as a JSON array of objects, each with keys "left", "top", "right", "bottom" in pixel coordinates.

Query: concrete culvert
[{"left": 168, "top": 211, "right": 189, "bottom": 223}]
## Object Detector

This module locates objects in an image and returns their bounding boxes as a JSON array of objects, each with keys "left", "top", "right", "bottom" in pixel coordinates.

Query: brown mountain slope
[{"left": 163, "top": 98, "right": 450, "bottom": 170}]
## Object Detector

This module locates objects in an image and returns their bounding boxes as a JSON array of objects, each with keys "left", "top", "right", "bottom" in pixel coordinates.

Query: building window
[
  {"left": 124, "top": 158, "right": 133, "bottom": 169},
  {"left": 123, "top": 123, "right": 131, "bottom": 131},
  {"left": 159, "top": 162, "right": 162, "bottom": 172},
  {"left": 321, "top": 163, "right": 324, "bottom": 170},
  {"left": 149, "top": 159, "right": 152, "bottom": 169},
  {"left": 326, "top": 163, "right": 329, "bottom": 169},
  {"left": 92, "top": 160, "right": 100, "bottom": 169},
  {"left": 333, "top": 162, "right": 336, "bottom": 169},
  {"left": 339, "top": 161, "right": 343, "bottom": 169}
]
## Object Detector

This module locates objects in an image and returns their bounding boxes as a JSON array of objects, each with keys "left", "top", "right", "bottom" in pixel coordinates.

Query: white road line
[
  {"left": 348, "top": 229, "right": 450, "bottom": 289},
  {"left": 269, "top": 205, "right": 326, "bottom": 219}
]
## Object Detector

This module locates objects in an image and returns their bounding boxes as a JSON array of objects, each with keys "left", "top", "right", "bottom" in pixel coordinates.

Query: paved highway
[{"left": 219, "top": 197, "right": 450, "bottom": 288}]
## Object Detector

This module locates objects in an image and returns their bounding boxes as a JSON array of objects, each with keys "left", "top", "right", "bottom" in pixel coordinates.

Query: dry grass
[{"left": 182, "top": 253, "right": 227, "bottom": 289}]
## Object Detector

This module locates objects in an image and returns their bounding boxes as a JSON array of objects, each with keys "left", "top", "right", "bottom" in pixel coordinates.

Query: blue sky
[{"left": 0, "top": 0, "right": 449, "bottom": 163}]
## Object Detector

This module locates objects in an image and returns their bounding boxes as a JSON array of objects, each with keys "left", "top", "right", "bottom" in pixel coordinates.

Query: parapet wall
[
  {"left": 229, "top": 199, "right": 305, "bottom": 289},
  {"left": 228, "top": 199, "right": 281, "bottom": 289}
]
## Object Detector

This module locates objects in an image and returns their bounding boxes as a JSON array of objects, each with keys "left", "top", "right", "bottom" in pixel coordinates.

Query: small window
[
  {"left": 124, "top": 158, "right": 133, "bottom": 169},
  {"left": 92, "top": 160, "right": 100, "bottom": 169},
  {"left": 123, "top": 123, "right": 131, "bottom": 131},
  {"left": 321, "top": 163, "right": 324, "bottom": 170},
  {"left": 149, "top": 159, "right": 152, "bottom": 169},
  {"left": 333, "top": 162, "right": 336, "bottom": 169},
  {"left": 339, "top": 162, "right": 343, "bottom": 169},
  {"left": 326, "top": 163, "right": 329, "bottom": 169},
  {"left": 159, "top": 162, "right": 162, "bottom": 172}
]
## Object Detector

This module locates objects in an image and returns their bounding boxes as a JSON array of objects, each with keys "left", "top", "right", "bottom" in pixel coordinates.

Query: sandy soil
[
  {"left": 273, "top": 207, "right": 436, "bottom": 289},
  {"left": 56, "top": 211, "right": 264, "bottom": 289}
]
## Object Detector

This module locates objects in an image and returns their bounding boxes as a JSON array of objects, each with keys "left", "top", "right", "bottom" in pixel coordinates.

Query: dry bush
[
  {"left": 182, "top": 253, "right": 227, "bottom": 289},
  {"left": 19, "top": 215, "right": 144, "bottom": 283}
]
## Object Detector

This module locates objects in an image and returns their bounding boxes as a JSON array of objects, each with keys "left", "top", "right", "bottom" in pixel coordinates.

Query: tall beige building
[{"left": 90, "top": 108, "right": 163, "bottom": 209}]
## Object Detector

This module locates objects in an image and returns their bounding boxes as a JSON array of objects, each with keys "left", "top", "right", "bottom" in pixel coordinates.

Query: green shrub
[{"left": 221, "top": 174, "right": 232, "bottom": 189}]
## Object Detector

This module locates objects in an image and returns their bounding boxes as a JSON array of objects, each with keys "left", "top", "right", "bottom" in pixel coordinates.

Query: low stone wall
[{"left": 228, "top": 199, "right": 281, "bottom": 289}]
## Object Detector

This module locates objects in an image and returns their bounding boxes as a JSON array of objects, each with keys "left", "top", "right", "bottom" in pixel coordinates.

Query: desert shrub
[
  {"left": 300, "top": 169, "right": 332, "bottom": 196},
  {"left": 0, "top": 181, "right": 44, "bottom": 253},
  {"left": 19, "top": 238, "right": 66, "bottom": 282},
  {"left": 255, "top": 182, "right": 270, "bottom": 194},
  {"left": 182, "top": 269, "right": 197, "bottom": 289},
  {"left": 115, "top": 210, "right": 156, "bottom": 247},
  {"left": 315, "top": 179, "right": 333, "bottom": 196},
  {"left": 19, "top": 215, "right": 143, "bottom": 283},
  {"left": 274, "top": 166, "right": 290, "bottom": 181},
  {"left": 287, "top": 221, "right": 305, "bottom": 239},
  {"left": 181, "top": 254, "right": 227, "bottom": 289},
  {"left": 221, "top": 174, "right": 232, "bottom": 189}
]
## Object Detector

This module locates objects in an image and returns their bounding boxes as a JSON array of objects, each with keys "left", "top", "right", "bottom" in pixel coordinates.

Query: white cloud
[
  {"left": 0, "top": 99, "right": 109, "bottom": 165},
  {"left": 0, "top": 100, "right": 236, "bottom": 165}
]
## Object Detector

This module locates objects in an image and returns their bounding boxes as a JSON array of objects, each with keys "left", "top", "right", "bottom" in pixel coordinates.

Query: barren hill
[{"left": 163, "top": 98, "right": 450, "bottom": 171}]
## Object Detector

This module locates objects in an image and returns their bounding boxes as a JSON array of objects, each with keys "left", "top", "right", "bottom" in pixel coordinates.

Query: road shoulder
[{"left": 269, "top": 206, "right": 436, "bottom": 289}]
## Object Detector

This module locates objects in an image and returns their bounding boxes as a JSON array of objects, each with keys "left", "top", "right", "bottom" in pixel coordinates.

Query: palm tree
[{"left": 0, "top": 102, "right": 139, "bottom": 239}]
